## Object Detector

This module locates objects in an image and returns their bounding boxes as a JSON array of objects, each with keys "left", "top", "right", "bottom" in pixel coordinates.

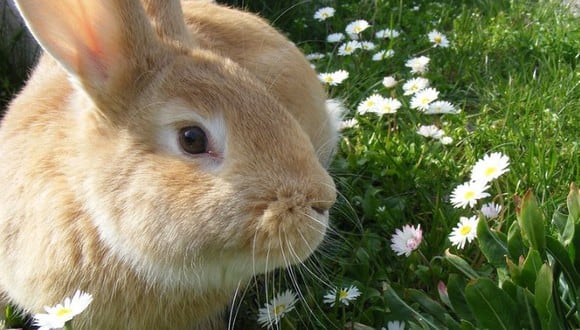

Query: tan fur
[{"left": 0, "top": 0, "right": 337, "bottom": 329}]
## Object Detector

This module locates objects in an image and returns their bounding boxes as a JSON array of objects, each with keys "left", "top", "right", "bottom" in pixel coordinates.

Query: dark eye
[{"left": 178, "top": 126, "right": 208, "bottom": 155}]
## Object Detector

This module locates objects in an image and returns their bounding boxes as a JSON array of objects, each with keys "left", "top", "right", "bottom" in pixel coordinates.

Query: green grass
[{"left": 220, "top": 0, "right": 579, "bottom": 328}]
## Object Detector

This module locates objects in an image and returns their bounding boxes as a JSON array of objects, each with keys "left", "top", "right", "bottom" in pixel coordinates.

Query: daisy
[
  {"left": 382, "top": 76, "right": 398, "bottom": 88},
  {"left": 340, "top": 118, "right": 358, "bottom": 130},
  {"left": 34, "top": 290, "right": 93, "bottom": 330},
  {"left": 410, "top": 87, "right": 439, "bottom": 111},
  {"left": 338, "top": 40, "right": 361, "bottom": 56},
  {"left": 257, "top": 290, "right": 298, "bottom": 328},
  {"left": 357, "top": 94, "right": 384, "bottom": 114},
  {"left": 440, "top": 136, "right": 454, "bottom": 145},
  {"left": 372, "top": 49, "right": 395, "bottom": 61},
  {"left": 345, "top": 19, "right": 370, "bottom": 36},
  {"left": 318, "top": 70, "right": 349, "bottom": 86},
  {"left": 416, "top": 125, "right": 445, "bottom": 139},
  {"left": 470, "top": 152, "right": 510, "bottom": 183},
  {"left": 402, "top": 77, "right": 430, "bottom": 95},
  {"left": 323, "top": 285, "right": 361, "bottom": 307},
  {"left": 327, "top": 32, "right": 345, "bottom": 43},
  {"left": 360, "top": 41, "right": 376, "bottom": 51},
  {"left": 375, "top": 28, "right": 400, "bottom": 39},
  {"left": 390, "top": 224, "right": 423, "bottom": 257},
  {"left": 428, "top": 30, "right": 450, "bottom": 48},
  {"left": 376, "top": 97, "right": 402, "bottom": 114},
  {"left": 305, "top": 53, "right": 325, "bottom": 61},
  {"left": 425, "top": 100, "right": 459, "bottom": 114},
  {"left": 450, "top": 180, "right": 491, "bottom": 209},
  {"left": 481, "top": 202, "right": 502, "bottom": 219},
  {"left": 449, "top": 215, "right": 479, "bottom": 249},
  {"left": 385, "top": 320, "right": 406, "bottom": 330},
  {"left": 313, "top": 7, "right": 335, "bottom": 21},
  {"left": 405, "top": 56, "right": 430, "bottom": 74}
]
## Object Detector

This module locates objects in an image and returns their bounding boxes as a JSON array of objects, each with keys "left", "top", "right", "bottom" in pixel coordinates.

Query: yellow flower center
[
  {"left": 460, "top": 225, "right": 472, "bottom": 236},
  {"left": 339, "top": 290, "right": 349, "bottom": 299},
  {"left": 273, "top": 304, "right": 286, "bottom": 315},
  {"left": 463, "top": 191, "right": 475, "bottom": 199},
  {"left": 421, "top": 97, "right": 430, "bottom": 104},
  {"left": 322, "top": 13, "right": 329, "bottom": 18},
  {"left": 434, "top": 36, "right": 442, "bottom": 43},
  {"left": 324, "top": 76, "right": 334, "bottom": 83},
  {"left": 485, "top": 167, "right": 497, "bottom": 177},
  {"left": 56, "top": 308, "right": 72, "bottom": 317}
]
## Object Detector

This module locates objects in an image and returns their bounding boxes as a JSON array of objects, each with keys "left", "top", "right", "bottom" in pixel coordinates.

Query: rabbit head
[{"left": 6, "top": 0, "right": 336, "bottom": 294}]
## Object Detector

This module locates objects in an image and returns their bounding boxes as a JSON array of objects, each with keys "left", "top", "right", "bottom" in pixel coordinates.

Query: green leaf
[
  {"left": 520, "top": 249, "right": 543, "bottom": 291},
  {"left": 546, "top": 236, "right": 580, "bottom": 310},
  {"left": 552, "top": 203, "right": 574, "bottom": 246},
  {"left": 464, "top": 278, "right": 519, "bottom": 329},
  {"left": 534, "top": 263, "right": 560, "bottom": 330},
  {"left": 515, "top": 190, "right": 546, "bottom": 255},
  {"left": 447, "top": 274, "right": 474, "bottom": 322},
  {"left": 407, "top": 288, "right": 448, "bottom": 325},
  {"left": 477, "top": 215, "right": 509, "bottom": 267},
  {"left": 568, "top": 182, "right": 580, "bottom": 222},
  {"left": 444, "top": 249, "right": 479, "bottom": 280},
  {"left": 507, "top": 221, "right": 527, "bottom": 261},
  {"left": 516, "top": 286, "right": 541, "bottom": 330}
]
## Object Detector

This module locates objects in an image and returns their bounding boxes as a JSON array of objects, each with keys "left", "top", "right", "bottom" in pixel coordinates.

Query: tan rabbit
[{"left": 0, "top": 0, "right": 339, "bottom": 329}]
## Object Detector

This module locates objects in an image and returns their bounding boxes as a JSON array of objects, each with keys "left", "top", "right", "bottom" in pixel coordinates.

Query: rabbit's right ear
[{"left": 14, "top": 0, "right": 163, "bottom": 102}]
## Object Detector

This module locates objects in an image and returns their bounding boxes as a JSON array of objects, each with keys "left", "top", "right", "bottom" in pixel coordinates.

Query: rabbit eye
[{"left": 178, "top": 126, "right": 208, "bottom": 155}]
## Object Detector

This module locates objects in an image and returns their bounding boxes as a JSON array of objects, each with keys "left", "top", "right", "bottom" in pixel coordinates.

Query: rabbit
[{"left": 0, "top": 0, "right": 340, "bottom": 329}]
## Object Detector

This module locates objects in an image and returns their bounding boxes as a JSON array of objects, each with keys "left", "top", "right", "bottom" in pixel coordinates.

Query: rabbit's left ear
[
  {"left": 142, "top": 0, "right": 193, "bottom": 46},
  {"left": 14, "top": 0, "right": 162, "bottom": 95}
]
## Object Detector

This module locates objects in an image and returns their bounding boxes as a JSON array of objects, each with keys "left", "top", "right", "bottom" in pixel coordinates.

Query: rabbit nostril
[{"left": 312, "top": 206, "right": 328, "bottom": 216}]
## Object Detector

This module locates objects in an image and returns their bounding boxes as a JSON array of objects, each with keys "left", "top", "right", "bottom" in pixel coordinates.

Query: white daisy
[
  {"left": 340, "top": 118, "right": 358, "bottom": 130},
  {"left": 470, "top": 152, "right": 510, "bottom": 183},
  {"left": 405, "top": 55, "right": 430, "bottom": 74},
  {"left": 34, "top": 290, "right": 93, "bottom": 330},
  {"left": 345, "top": 19, "right": 370, "bottom": 36},
  {"left": 376, "top": 97, "right": 402, "bottom": 114},
  {"left": 410, "top": 87, "right": 439, "bottom": 111},
  {"left": 425, "top": 100, "right": 459, "bottom": 114},
  {"left": 440, "top": 136, "right": 454, "bottom": 145},
  {"left": 357, "top": 94, "right": 384, "bottom": 114},
  {"left": 313, "top": 7, "right": 335, "bottom": 21},
  {"left": 390, "top": 224, "right": 423, "bottom": 257},
  {"left": 305, "top": 53, "right": 325, "bottom": 61},
  {"left": 360, "top": 41, "right": 376, "bottom": 51},
  {"left": 372, "top": 49, "right": 395, "bottom": 61},
  {"left": 450, "top": 180, "right": 491, "bottom": 209},
  {"left": 327, "top": 32, "right": 345, "bottom": 43},
  {"left": 402, "top": 77, "right": 430, "bottom": 95},
  {"left": 428, "top": 30, "right": 450, "bottom": 48},
  {"left": 257, "top": 290, "right": 298, "bottom": 328},
  {"left": 323, "top": 285, "right": 361, "bottom": 307},
  {"left": 417, "top": 125, "right": 445, "bottom": 139},
  {"left": 318, "top": 70, "right": 349, "bottom": 86},
  {"left": 449, "top": 215, "right": 479, "bottom": 249},
  {"left": 385, "top": 320, "right": 406, "bottom": 330},
  {"left": 481, "top": 202, "right": 502, "bottom": 219},
  {"left": 338, "top": 40, "right": 361, "bottom": 56},
  {"left": 375, "top": 28, "right": 400, "bottom": 39},
  {"left": 382, "top": 76, "right": 398, "bottom": 88}
]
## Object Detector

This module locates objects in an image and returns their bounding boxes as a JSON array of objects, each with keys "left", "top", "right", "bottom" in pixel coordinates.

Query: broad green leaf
[
  {"left": 464, "top": 278, "right": 519, "bottom": 329},
  {"left": 515, "top": 190, "right": 546, "bottom": 255},
  {"left": 444, "top": 314, "right": 461, "bottom": 330},
  {"left": 546, "top": 236, "right": 580, "bottom": 309},
  {"left": 534, "top": 263, "right": 560, "bottom": 330},
  {"left": 507, "top": 221, "right": 527, "bottom": 261},
  {"left": 407, "top": 288, "right": 447, "bottom": 325},
  {"left": 447, "top": 274, "right": 474, "bottom": 322},
  {"left": 552, "top": 203, "right": 574, "bottom": 246},
  {"left": 444, "top": 249, "right": 479, "bottom": 280},
  {"left": 477, "top": 215, "right": 509, "bottom": 268},
  {"left": 568, "top": 182, "right": 580, "bottom": 222},
  {"left": 382, "top": 284, "right": 439, "bottom": 329},
  {"left": 520, "top": 249, "right": 543, "bottom": 291},
  {"left": 516, "top": 286, "right": 541, "bottom": 330},
  {"left": 459, "top": 320, "right": 477, "bottom": 330}
]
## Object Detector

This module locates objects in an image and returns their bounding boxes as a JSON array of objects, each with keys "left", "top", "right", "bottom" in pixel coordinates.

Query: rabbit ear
[
  {"left": 142, "top": 0, "right": 193, "bottom": 46},
  {"left": 14, "top": 0, "right": 161, "bottom": 95}
]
